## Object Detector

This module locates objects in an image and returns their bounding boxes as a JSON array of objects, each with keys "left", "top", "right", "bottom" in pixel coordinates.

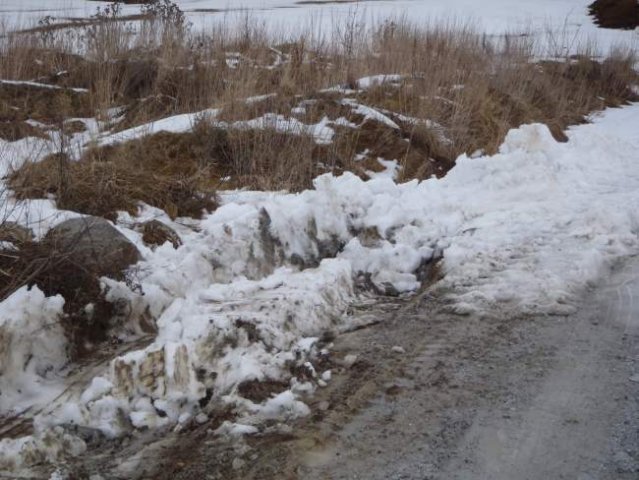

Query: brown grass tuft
[{"left": 9, "top": 137, "right": 218, "bottom": 220}]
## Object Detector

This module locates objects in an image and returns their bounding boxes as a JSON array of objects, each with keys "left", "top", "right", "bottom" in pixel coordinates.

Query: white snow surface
[
  {"left": 2, "top": 0, "right": 638, "bottom": 55},
  {"left": 99, "top": 110, "right": 335, "bottom": 147},
  {"left": 0, "top": 80, "right": 88, "bottom": 94}
]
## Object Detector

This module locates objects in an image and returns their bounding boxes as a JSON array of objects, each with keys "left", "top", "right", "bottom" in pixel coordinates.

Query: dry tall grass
[{"left": 2, "top": 4, "right": 638, "bottom": 206}]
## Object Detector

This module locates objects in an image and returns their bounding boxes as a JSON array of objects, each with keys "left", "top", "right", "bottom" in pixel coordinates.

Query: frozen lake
[{"left": 1, "top": 0, "right": 638, "bottom": 52}]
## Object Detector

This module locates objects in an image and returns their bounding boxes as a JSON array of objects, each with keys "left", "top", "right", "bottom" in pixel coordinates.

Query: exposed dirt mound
[{"left": 589, "top": 0, "right": 639, "bottom": 30}]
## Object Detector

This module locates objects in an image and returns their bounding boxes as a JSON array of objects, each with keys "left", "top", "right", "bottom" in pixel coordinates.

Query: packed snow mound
[
  {"left": 60, "top": 113, "right": 639, "bottom": 438},
  {"left": 0, "top": 286, "right": 67, "bottom": 413},
  {"left": 58, "top": 260, "right": 354, "bottom": 437}
]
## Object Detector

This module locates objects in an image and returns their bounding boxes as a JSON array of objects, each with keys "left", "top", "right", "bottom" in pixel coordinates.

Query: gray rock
[
  {"left": 140, "top": 219, "right": 182, "bottom": 249},
  {"left": 45, "top": 216, "right": 140, "bottom": 279}
]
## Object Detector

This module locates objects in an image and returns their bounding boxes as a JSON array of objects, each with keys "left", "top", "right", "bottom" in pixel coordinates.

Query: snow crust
[
  {"left": 0, "top": 80, "right": 88, "bottom": 94},
  {"left": 99, "top": 110, "right": 335, "bottom": 146}
]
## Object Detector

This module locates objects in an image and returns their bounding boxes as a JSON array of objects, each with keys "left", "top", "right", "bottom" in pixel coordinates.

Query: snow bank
[
  {"left": 2, "top": 104, "right": 639, "bottom": 474},
  {"left": 57, "top": 107, "right": 639, "bottom": 439},
  {"left": 55, "top": 258, "right": 354, "bottom": 436},
  {"left": 0, "top": 287, "right": 67, "bottom": 413}
]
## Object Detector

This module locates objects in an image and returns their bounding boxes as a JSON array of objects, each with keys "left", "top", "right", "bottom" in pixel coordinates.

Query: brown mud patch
[{"left": 237, "top": 379, "right": 291, "bottom": 403}]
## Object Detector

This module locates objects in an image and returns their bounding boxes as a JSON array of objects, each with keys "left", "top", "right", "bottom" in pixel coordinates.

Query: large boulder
[{"left": 45, "top": 216, "right": 140, "bottom": 279}]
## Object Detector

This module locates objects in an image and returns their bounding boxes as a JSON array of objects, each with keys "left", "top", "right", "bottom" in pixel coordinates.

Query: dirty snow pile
[{"left": 2, "top": 104, "right": 639, "bottom": 472}]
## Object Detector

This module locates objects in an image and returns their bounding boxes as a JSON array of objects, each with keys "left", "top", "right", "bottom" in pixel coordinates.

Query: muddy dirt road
[{"left": 157, "top": 255, "right": 639, "bottom": 480}]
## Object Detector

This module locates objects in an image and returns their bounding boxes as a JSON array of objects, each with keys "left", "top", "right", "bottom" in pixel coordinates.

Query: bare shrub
[{"left": 589, "top": 0, "right": 639, "bottom": 30}]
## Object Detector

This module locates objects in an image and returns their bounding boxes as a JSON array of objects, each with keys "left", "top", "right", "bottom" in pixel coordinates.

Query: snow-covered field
[
  {"left": 1, "top": 0, "right": 639, "bottom": 477},
  {"left": 2, "top": 0, "right": 638, "bottom": 52}
]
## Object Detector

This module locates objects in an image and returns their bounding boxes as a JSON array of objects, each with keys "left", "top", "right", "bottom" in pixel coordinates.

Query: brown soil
[{"left": 589, "top": 0, "right": 639, "bottom": 30}]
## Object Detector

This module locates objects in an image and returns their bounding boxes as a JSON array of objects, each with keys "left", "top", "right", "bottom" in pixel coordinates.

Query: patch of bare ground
[
  {"left": 589, "top": 0, "right": 639, "bottom": 30},
  {"left": 0, "top": 120, "right": 49, "bottom": 142}
]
